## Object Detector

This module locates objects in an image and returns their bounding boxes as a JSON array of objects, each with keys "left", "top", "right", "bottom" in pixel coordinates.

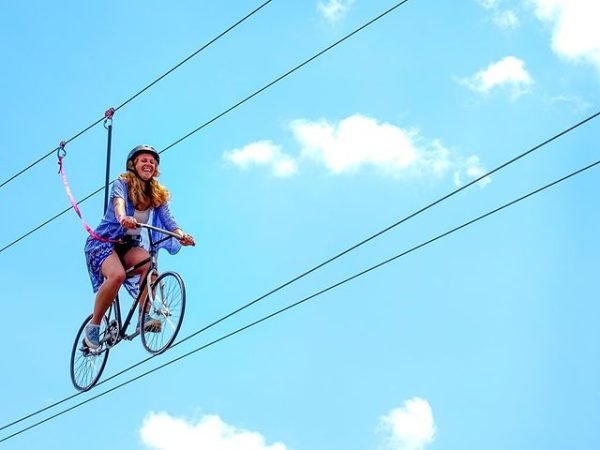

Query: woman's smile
[{"left": 134, "top": 155, "right": 157, "bottom": 180}]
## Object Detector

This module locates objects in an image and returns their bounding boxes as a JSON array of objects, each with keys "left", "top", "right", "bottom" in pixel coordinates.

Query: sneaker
[
  {"left": 142, "top": 314, "right": 162, "bottom": 333},
  {"left": 84, "top": 323, "right": 100, "bottom": 349}
]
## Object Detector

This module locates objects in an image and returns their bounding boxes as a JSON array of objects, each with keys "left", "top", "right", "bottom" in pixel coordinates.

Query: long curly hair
[{"left": 119, "top": 161, "right": 170, "bottom": 209}]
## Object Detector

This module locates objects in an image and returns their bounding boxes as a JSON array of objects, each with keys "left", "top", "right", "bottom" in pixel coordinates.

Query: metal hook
[
  {"left": 103, "top": 107, "right": 115, "bottom": 129},
  {"left": 57, "top": 141, "right": 67, "bottom": 159}
]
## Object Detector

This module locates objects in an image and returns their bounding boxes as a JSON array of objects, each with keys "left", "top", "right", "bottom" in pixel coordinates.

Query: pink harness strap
[{"left": 57, "top": 146, "right": 120, "bottom": 243}]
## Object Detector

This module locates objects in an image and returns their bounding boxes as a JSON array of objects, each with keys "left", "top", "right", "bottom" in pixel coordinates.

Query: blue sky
[{"left": 1, "top": 0, "right": 599, "bottom": 449}]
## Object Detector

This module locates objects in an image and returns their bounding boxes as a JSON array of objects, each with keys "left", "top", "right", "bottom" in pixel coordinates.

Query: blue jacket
[
  {"left": 96, "top": 178, "right": 181, "bottom": 254},
  {"left": 84, "top": 178, "right": 181, "bottom": 297}
]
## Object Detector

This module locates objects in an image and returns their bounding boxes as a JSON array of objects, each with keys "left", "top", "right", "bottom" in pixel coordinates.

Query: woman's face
[{"left": 134, "top": 153, "right": 158, "bottom": 181}]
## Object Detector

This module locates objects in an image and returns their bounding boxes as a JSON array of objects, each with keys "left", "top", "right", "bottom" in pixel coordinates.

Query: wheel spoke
[
  {"left": 70, "top": 315, "right": 110, "bottom": 391},
  {"left": 141, "top": 272, "right": 185, "bottom": 355}
]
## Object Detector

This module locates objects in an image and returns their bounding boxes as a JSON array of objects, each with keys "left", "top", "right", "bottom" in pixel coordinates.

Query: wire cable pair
[{"left": 1, "top": 155, "right": 598, "bottom": 444}]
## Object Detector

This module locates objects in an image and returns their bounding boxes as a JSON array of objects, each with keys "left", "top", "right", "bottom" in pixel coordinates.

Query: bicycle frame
[
  {"left": 103, "top": 224, "right": 179, "bottom": 346},
  {"left": 71, "top": 222, "right": 187, "bottom": 391}
]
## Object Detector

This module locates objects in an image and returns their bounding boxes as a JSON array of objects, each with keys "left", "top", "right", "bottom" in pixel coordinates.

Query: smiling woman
[{"left": 82, "top": 145, "right": 195, "bottom": 350}]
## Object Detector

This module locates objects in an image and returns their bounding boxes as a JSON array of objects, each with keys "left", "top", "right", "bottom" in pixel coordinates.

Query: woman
[{"left": 83, "top": 144, "right": 195, "bottom": 349}]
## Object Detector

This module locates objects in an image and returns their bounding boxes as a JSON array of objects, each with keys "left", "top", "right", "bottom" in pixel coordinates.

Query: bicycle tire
[
  {"left": 140, "top": 271, "right": 186, "bottom": 355},
  {"left": 69, "top": 314, "right": 110, "bottom": 391}
]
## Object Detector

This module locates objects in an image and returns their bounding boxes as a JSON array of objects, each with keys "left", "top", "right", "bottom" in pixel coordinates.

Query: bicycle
[{"left": 70, "top": 223, "right": 188, "bottom": 391}]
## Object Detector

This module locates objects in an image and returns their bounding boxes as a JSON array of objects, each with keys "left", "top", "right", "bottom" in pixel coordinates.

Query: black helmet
[{"left": 127, "top": 144, "right": 160, "bottom": 170}]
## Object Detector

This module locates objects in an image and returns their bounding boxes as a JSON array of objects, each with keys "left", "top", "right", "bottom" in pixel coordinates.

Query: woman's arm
[
  {"left": 109, "top": 179, "right": 136, "bottom": 229},
  {"left": 114, "top": 197, "right": 137, "bottom": 229},
  {"left": 156, "top": 203, "right": 195, "bottom": 246}
]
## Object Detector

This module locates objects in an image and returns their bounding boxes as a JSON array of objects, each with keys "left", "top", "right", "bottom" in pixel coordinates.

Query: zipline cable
[
  {"left": 0, "top": 0, "right": 419, "bottom": 429},
  {"left": 0, "top": 187, "right": 105, "bottom": 254},
  {"left": 159, "top": 0, "right": 414, "bottom": 154},
  {"left": 1, "top": 0, "right": 597, "bottom": 255},
  {"left": 0, "top": 0, "right": 597, "bottom": 430},
  {"left": 0, "top": 0, "right": 275, "bottom": 191},
  {"left": 1, "top": 107, "right": 598, "bottom": 255},
  {"left": 1, "top": 157, "right": 597, "bottom": 445},
  {"left": 0, "top": 109, "right": 598, "bottom": 430},
  {"left": 112, "top": 0, "right": 274, "bottom": 112},
  {"left": 0, "top": 0, "right": 417, "bottom": 255}
]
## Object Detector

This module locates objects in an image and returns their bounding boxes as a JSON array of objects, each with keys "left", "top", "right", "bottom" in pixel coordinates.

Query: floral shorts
[{"left": 84, "top": 235, "right": 142, "bottom": 296}]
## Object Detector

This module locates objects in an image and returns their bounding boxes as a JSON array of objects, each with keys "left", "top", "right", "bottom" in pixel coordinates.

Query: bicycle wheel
[
  {"left": 70, "top": 314, "right": 110, "bottom": 391},
  {"left": 141, "top": 271, "right": 186, "bottom": 355}
]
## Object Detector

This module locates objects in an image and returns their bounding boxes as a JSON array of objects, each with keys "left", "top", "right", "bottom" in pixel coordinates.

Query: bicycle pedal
[{"left": 80, "top": 344, "right": 102, "bottom": 355}]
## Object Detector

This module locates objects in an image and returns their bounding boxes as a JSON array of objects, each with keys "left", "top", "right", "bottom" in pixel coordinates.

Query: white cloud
[
  {"left": 477, "top": 0, "right": 500, "bottom": 10},
  {"left": 317, "top": 0, "right": 355, "bottom": 23},
  {"left": 548, "top": 95, "right": 591, "bottom": 114},
  {"left": 477, "top": 0, "right": 520, "bottom": 29},
  {"left": 293, "top": 115, "right": 489, "bottom": 187},
  {"left": 453, "top": 155, "right": 492, "bottom": 188},
  {"left": 377, "top": 398, "right": 436, "bottom": 450},
  {"left": 531, "top": 0, "right": 600, "bottom": 73},
  {"left": 223, "top": 114, "right": 490, "bottom": 188},
  {"left": 493, "top": 9, "right": 519, "bottom": 28},
  {"left": 292, "top": 115, "right": 418, "bottom": 175},
  {"left": 139, "top": 412, "right": 287, "bottom": 450},
  {"left": 223, "top": 140, "right": 297, "bottom": 178},
  {"left": 461, "top": 56, "right": 533, "bottom": 99}
]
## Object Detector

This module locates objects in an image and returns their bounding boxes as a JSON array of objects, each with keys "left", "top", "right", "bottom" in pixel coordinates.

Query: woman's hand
[
  {"left": 178, "top": 232, "right": 195, "bottom": 246},
  {"left": 119, "top": 216, "right": 138, "bottom": 229}
]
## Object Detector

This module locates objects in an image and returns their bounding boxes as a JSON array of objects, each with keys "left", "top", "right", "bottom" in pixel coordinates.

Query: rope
[{"left": 56, "top": 145, "right": 120, "bottom": 243}]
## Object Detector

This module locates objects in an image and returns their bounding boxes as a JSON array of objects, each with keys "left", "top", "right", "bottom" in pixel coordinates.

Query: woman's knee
[
  {"left": 105, "top": 268, "right": 126, "bottom": 286},
  {"left": 101, "top": 252, "right": 126, "bottom": 286}
]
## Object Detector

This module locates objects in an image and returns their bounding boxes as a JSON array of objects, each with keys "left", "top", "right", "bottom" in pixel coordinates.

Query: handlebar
[{"left": 137, "top": 223, "right": 195, "bottom": 246}]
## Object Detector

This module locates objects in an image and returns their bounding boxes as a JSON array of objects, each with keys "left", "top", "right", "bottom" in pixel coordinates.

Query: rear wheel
[
  {"left": 141, "top": 271, "right": 186, "bottom": 355},
  {"left": 70, "top": 314, "right": 110, "bottom": 391}
]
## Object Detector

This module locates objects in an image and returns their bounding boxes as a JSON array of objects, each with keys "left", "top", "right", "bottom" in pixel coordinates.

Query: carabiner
[{"left": 57, "top": 141, "right": 67, "bottom": 159}]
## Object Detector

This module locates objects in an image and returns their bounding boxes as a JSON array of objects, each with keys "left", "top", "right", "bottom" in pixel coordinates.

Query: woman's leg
[
  {"left": 122, "top": 247, "right": 161, "bottom": 331},
  {"left": 91, "top": 251, "right": 126, "bottom": 325},
  {"left": 122, "top": 246, "right": 152, "bottom": 309}
]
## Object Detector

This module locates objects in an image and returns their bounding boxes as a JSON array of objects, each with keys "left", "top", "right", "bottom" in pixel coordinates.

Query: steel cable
[{"left": 1, "top": 157, "right": 597, "bottom": 444}]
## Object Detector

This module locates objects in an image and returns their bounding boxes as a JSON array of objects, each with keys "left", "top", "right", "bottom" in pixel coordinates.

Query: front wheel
[
  {"left": 70, "top": 314, "right": 110, "bottom": 391},
  {"left": 141, "top": 271, "right": 186, "bottom": 355}
]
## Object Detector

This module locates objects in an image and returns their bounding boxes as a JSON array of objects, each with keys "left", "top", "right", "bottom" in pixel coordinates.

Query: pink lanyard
[{"left": 57, "top": 144, "right": 121, "bottom": 243}]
